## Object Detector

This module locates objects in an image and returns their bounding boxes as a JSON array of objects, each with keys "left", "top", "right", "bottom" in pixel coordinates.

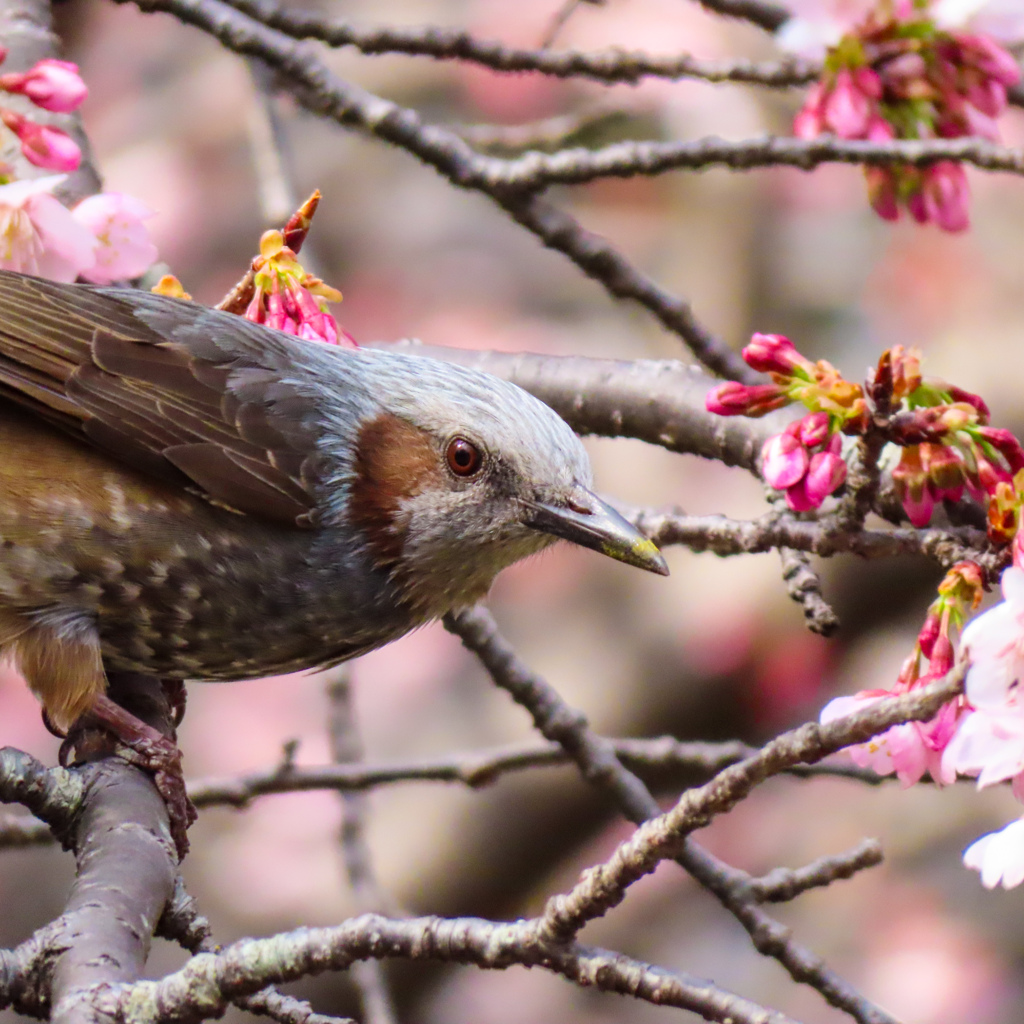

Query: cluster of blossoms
[
  {"left": 246, "top": 230, "right": 351, "bottom": 346},
  {"left": 706, "top": 333, "right": 866, "bottom": 511},
  {"left": 828, "top": 561, "right": 1024, "bottom": 889},
  {"left": 0, "top": 50, "right": 87, "bottom": 173},
  {"left": 0, "top": 175, "right": 157, "bottom": 284},
  {"left": 821, "top": 561, "right": 981, "bottom": 786},
  {"left": 784, "top": 0, "right": 1023, "bottom": 230},
  {"left": 880, "top": 345, "right": 1024, "bottom": 537},
  {"left": 224, "top": 191, "right": 353, "bottom": 348},
  {"left": 708, "top": 328, "right": 1024, "bottom": 886}
]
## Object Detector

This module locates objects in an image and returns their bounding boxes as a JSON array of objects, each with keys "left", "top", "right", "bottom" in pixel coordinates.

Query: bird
[{"left": 0, "top": 269, "right": 667, "bottom": 850}]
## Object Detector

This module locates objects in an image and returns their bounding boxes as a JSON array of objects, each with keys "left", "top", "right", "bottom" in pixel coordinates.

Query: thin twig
[
  {"left": 744, "top": 839, "right": 884, "bottom": 904},
  {"left": 325, "top": 668, "right": 398, "bottom": 1024},
  {"left": 778, "top": 547, "right": 839, "bottom": 636},
  {"left": 214, "top": 0, "right": 814, "bottom": 86}
]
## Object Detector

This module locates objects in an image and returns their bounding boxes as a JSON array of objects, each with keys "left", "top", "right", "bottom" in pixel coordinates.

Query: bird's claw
[{"left": 63, "top": 693, "right": 196, "bottom": 860}]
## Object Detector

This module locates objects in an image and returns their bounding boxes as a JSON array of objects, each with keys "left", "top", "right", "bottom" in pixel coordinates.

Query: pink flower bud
[
  {"left": 967, "top": 78, "right": 1008, "bottom": 119},
  {"left": 793, "top": 82, "right": 826, "bottom": 140},
  {"left": 0, "top": 59, "right": 87, "bottom": 113},
  {"left": 924, "top": 162, "right": 971, "bottom": 234},
  {"left": 917, "top": 610, "right": 941, "bottom": 660},
  {"left": 742, "top": 332, "right": 808, "bottom": 376},
  {"left": 946, "top": 385, "right": 990, "bottom": 423},
  {"left": 824, "top": 69, "right": 873, "bottom": 139},
  {"left": 705, "top": 381, "right": 787, "bottom": 417},
  {"left": 761, "top": 432, "right": 809, "bottom": 490},
  {"left": 866, "top": 166, "right": 900, "bottom": 222},
  {"left": 958, "top": 33, "right": 1021, "bottom": 88},
  {"left": 797, "top": 411, "right": 831, "bottom": 449},
  {"left": 866, "top": 115, "right": 896, "bottom": 142},
  {"left": 977, "top": 427, "right": 1024, "bottom": 474},
  {"left": 784, "top": 476, "right": 815, "bottom": 513},
  {"left": 1, "top": 111, "right": 80, "bottom": 171},
  {"left": 803, "top": 450, "right": 847, "bottom": 506},
  {"left": 921, "top": 443, "right": 965, "bottom": 502},
  {"left": 893, "top": 446, "right": 935, "bottom": 527}
]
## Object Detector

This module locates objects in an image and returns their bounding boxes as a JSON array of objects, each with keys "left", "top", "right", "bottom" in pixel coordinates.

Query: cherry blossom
[
  {"left": 963, "top": 818, "right": 1024, "bottom": 889},
  {"left": 73, "top": 192, "right": 158, "bottom": 284},
  {"left": 822, "top": 562, "right": 981, "bottom": 788},
  {"left": 0, "top": 174, "right": 96, "bottom": 281}
]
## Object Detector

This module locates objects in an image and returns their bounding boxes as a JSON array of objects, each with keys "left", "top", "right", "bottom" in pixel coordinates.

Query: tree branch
[
  {"left": 444, "top": 605, "right": 913, "bottom": 1024},
  {"left": 214, "top": 0, "right": 815, "bottom": 87},
  {"left": 114, "top": 0, "right": 756, "bottom": 381},
  {"left": 93, "top": 913, "right": 800, "bottom": 1024}
]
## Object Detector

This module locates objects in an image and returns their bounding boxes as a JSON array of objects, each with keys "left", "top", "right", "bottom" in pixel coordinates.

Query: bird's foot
[{"left": 60, "top": 693, "right": 196, "bottom": 859}]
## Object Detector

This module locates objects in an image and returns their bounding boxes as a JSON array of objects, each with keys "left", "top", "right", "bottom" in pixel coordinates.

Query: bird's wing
[{"left": 0, "top": 271, "right": 339, "bottom": 526}]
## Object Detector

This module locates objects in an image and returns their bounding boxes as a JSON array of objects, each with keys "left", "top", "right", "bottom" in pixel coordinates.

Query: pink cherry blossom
[
  {"left": 0, "top": 59, "right": 87, "bottom": 113},
  {"left": 963, "top": 818, "right": 1024, "bottom": 889},
  {"left": 934, "top": 0, "right": 1024, "bottom": 42},
  {"left": 942, "top": 567, "right": 1024, "bottom": 785},
  {"left": 960, "top": 566, "right": 1024, "bottom": 708},
  {"left": 72, "top": 192, "right": 158, "bottom": 284},
  {"left": 820, "top": 690, "right": 959, "bottom": 787},
  {"left": 0, "top": 175, "right": 97, "bottom": 282}
]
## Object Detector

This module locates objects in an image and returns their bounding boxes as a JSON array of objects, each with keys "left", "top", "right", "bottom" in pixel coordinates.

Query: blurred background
[{"left": 3, "top": 0, "right": 1024, "bottom": 1021}]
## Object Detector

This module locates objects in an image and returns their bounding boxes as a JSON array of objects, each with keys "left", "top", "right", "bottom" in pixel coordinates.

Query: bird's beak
[{"left": 523, "top": 485, "right": 669, "bottom": 576}]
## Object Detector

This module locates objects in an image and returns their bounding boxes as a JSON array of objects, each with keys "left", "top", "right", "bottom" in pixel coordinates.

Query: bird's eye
[{"left": 446, "top": 437, "right": 482, "bottom": 477}]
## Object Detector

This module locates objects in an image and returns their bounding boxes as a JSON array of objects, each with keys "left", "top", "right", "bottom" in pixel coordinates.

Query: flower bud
[
  {"left": 824, "top": 68, "right": 873, "bottom": 138},
  {"left": 0, "top": 59, "right": 87, "bottom": 113},
  {"left": 1, "top": 111, "right": 80, "bottom": 171},
  {"left": 946, "top": 385, "right": 990, "bottom": 423},
  {"left": 797, "top": 411, "right": 831, "bottom": 448},
  {"left": 921, "top": 443, "right": 965, "bottom": 498},
  {"left": 705, "top": 381, "right": 787, "bottom": 417},
  {"left": 761, "top": 432, "right": 809, "bottom": 490},
  {"left": 977, "top": 427, "right": 1024, "bottom": 474},
  {"left": 893, "top": 445, "right": 935, "bottom": 527},
  {"left": 742, "top": 332, "right": 809, "bottom": 376},
  {"left": 804, "top": 450, "right": 848, "bottom": 507}
]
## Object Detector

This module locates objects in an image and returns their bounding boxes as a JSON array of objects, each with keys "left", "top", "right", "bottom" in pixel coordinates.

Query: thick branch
[
  {"left": 48, "top": 761, "right": 177, "bottom": 1024},
  {"left": 373, "top": 343, "right": 784, "bottom": 464}
]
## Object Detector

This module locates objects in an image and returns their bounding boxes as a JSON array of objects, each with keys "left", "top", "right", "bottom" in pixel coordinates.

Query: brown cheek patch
[{"left": 348, "top": 413, "right": 445, "bottom": 567}]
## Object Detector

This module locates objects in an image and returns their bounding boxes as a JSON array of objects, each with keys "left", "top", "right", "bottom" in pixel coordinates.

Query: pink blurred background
[{"left": 4, "top": 1, "right": 1024, "bottom": 1021}]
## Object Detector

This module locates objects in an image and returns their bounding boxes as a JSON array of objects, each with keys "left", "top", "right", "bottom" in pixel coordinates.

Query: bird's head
[{"left": 315, "top": 350, "right": 668, "bottom": 617}]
